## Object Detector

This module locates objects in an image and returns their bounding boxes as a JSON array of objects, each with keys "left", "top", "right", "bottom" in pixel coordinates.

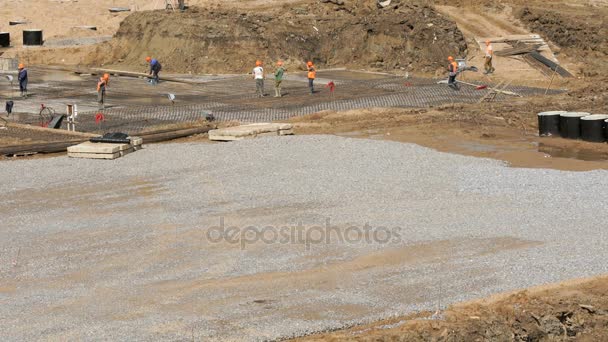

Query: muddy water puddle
[
  {"left": 335, "top": 129, "right": 608, "bottom": 170},
  {"left": 538, "top": 143, "right": 608, "bottom": 162}
]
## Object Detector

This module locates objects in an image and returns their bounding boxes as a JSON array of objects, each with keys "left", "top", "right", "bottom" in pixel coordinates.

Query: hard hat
[
  {"left": 307, "top": 61, "right": 313, "bottom": 66},
  {"left": 255, "top": 60, "right": 262, "bottom": 66},
  {"left": 447, "top": 56, "right": 454, "bottom": 61},
  {"left": 145, "top": 56, "right": 152, "bottom": 62},
  {"left": 103, "top": 73, "right": 110, "bottom": 80},
  {"left": 18, "top": 63, "right": 24, "bottom": 69},
  {"left": 277, "top": 60, "right": 283, "bottom": 66}
]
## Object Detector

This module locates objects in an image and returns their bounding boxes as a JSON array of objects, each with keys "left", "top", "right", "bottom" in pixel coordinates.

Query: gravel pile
[{"left": 1, "top": 135, "right": 607, "bottom": 341}]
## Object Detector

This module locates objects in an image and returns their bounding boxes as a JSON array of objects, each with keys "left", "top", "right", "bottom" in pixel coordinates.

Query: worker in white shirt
[{"left": 253, "top": 60, "right": 265, "bottom": 98}]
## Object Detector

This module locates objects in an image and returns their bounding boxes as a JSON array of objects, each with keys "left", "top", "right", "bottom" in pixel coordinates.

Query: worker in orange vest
[
  {"left": 447, "top": 56, "right": 459, "bottom": 90},
  {"left": 484, "top": 40, "right": 495, "bottom": 74},
  {"left": 306, "top": 61, "right": 316, "bottom": 95},
  {"left": 97, "top": 73, "right": 110, "bottom": 109}
]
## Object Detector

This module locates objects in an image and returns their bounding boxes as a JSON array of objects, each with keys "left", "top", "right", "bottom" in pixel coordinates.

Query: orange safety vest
[
  {"left": 97, "top": 78, "right": 107, "bottom": 92},
  {"left": 308, "top": 66, "right": 316, "bottom": 79},
  {"left": 449, "top": 61, "right": 458, "bottom": 74}
]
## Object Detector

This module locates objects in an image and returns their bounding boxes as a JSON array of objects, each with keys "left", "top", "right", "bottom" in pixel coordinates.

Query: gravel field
[{"left": 1, "top": 135, "right": 607, "bottom": 341}]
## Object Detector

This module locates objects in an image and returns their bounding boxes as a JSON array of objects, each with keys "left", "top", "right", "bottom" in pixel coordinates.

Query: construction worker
[
  {"left": 253, "top": 60, "right": 265, "bottom": 98},
  {"left": 306, "top": 61, "right": 316, "bottom": 95},
  {"left": 97, "top": 73, "right": 110, "bottom": 108},
  {"left": 17, "top": 63, "right": 28, "bottom": 98},
  {"left": 484, "top": 40, "right": 495, "bottom": 74},
  {"left": 447, "top": 56, "right": 459, "bottom": 90},
  {"left": 274, "top": 60, "right": 285, "bottom": 98},
  {"left": 146, "top": 56, "right": 162, "bottom": 85}
]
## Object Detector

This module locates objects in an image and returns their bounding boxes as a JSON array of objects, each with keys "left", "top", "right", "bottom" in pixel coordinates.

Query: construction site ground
[{"left": 1, "top": 0, "right": 608, "bottom": 341}]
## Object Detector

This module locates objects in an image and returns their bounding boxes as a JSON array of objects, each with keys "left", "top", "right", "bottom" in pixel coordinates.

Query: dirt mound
[
  {"left": 516, "top": 5, "right": 608, "bottom": 78},
  {"left": 89, "top": 0, "right": 466, "bottom": 74},
  {"left": 299, "top": 276, "right": 608, "bottom": 341},
  {"left": 517, "top": 7, "right": 608, "bottom": 56}
]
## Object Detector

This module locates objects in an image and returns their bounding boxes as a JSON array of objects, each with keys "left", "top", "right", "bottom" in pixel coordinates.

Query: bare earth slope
[{"left": 85, "top": 1, "right": 465, "bottom": 74}]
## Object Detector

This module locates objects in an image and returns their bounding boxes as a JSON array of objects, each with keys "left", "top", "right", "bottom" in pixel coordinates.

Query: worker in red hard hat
[
  {"left": 17, "top": 63, "right": 28, "bottom": 98},
  {"left": 253, "top": 60, "right": 265, "bottom": 98},
  {"left": 484, "top": 40, "right": 495, "bottom": 74},
  {"left": 447, "top": 56, "right": 459, "bottom": 90},
  {"left": 97, "top": 73, "right": 110, "bottom": 109},
  {"left": 146, "top": 56, "right": 162, "bottom": 85},
  {"left": 306, "top": 61, "right": 316, "bottom": 95}
]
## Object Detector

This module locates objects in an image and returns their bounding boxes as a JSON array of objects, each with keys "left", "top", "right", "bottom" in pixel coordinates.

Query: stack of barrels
[{"left": 538, "top": 111, "right": 608, "bottom": 143}]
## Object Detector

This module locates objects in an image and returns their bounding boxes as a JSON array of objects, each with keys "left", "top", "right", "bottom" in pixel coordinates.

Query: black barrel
[
  {"left": 580, "top": 115, "right": 608, "bottom": 143},
  {"left": 538, "top": 111, "right": 563, "bottom": 137},
  {"left": 605, "top": 119, "right": 608, "bottom": 142},
  {"left": 23, "top": 29, "right": 43, "bottom": 46},
  {"left": 559, "top": 112, "right": 589, "bottom": 139},
  {"left": 0, "top": 32, "right": 9, "bottom": 47}
]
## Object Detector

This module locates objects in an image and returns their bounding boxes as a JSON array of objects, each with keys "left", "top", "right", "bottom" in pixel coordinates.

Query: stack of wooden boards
[
  {"left": 209, "top": 123, "right": 294, "bottom": 141},
  {"left": 478, "top": 34, "right": 572, "bottom": 78},
  {"left": 67, "top": 137, "right": 142, "bottom": 159}
]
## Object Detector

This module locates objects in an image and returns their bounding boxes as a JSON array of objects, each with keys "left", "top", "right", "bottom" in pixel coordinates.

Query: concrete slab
[
  {"left": 129, "top": 137, "right": 143, "bottom": 146},
  {"left": 67, "top": 142, "right": 130, "bottom": 154},
  {"left": 209, "top": 123, "right": 294, "bottom": 141}
]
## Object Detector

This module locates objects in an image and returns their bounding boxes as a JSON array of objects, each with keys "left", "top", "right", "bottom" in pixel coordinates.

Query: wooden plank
[
  {"left": 30, "top": 65, "right": 202, "bottom": 85},
  {"left": 7, "top": 122, "right": 99, "bottom": 138},
  {"left": 1, "top": 140, "right": 87, "bottom": 156}
]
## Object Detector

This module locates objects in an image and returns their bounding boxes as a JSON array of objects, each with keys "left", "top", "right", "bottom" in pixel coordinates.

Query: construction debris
[
  {"left": 479, "top": 34, "right": 550, "bottom": 52},
  {"left": 478, "top": 34, "right": 572, "bottom": 78},
  {"left": 209, "top": 123, "right": 294, "bottom": 141}
]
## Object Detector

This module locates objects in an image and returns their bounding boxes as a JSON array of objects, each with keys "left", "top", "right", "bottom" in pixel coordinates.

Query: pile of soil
[
  {"left": 517, "top": 7, "right": 607, "bottom": 56},
  {"left": 299, "top": 276, "right": 608, "bottom": 341},
  {"left": 90, "top": 0, "right": 466, "bottom": 74}
]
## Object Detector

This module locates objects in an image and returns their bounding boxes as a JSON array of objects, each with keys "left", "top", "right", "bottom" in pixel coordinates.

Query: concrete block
[
  {"left": 129, "top": 137, "right": 143, "bottom": 146},
  {"left": 67, "top": 142, "right": 130, "bottom": 154},
  {"left": 209, "top": 123, "right": 294, "bottom": 141}
]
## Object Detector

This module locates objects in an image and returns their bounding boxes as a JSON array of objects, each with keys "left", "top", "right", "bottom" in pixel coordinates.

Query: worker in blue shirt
[{"left": 145, "top": 56, "right": 162, "bottom": 85}]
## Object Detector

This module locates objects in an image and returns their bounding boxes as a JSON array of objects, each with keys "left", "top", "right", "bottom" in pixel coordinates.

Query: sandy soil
[
  {"left": 1, "top": 1, "right": 466, "bottom": 74},
  {"left": 297, "top": 275, "right": 608, "bottom": 341},
  {"left": 0, "top": 0, "right": 299, "bottom": 43},
  {"left": 289, "top": 102, "right": 608, "bottom": 172}
]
